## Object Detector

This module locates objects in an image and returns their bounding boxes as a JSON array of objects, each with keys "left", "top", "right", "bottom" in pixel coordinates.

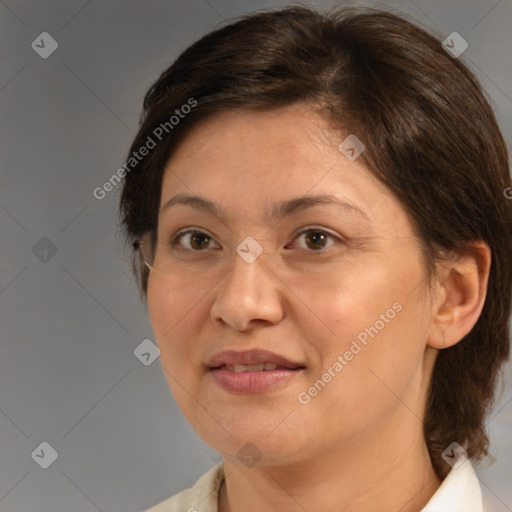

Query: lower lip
[{"left": 209, "top": 367, "right": 302, "bottom": 393}]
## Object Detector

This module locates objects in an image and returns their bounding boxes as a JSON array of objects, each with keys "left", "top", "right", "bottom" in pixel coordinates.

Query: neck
[{"left": 218, "top": 412, "right": 442, "bottom": 512}]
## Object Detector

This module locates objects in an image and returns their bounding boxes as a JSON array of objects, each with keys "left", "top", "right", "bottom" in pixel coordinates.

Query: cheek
[
  {"left": 147, "top": 277, "right": 203, "bottom": 366},
  {"left": 315, "top": 290, "right": 429, "bottom": 422},
  {"left": 305, "top": 256, "right": 429, "bottom": 393},
  {"left": 303, "top": 263, "right": 405, "bottom": 347},
  {"left": 147, "top": 277, "right": 208, "bottom": 418},
  {"left": 147, "top": 270, "right": 208, "bottom": 331}
]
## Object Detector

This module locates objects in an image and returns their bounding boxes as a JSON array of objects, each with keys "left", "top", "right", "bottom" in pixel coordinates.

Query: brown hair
[{"left": 119, "top": 5, "right": 512, "bottom": 478}]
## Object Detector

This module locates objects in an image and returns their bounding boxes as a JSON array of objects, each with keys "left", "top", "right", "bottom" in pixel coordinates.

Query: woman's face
[{"left": 147, "top": 105, "right": 438, "bottom": 467}]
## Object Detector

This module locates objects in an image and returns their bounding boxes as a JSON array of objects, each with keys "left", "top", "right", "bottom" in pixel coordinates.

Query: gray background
[{"left": 1, "top": 0, "right": 511, "bottom": 511}]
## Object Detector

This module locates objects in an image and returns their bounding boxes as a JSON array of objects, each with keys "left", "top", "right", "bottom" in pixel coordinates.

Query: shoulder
[{"left": 144, "top": 463, "right": 224, "bottom": 512}]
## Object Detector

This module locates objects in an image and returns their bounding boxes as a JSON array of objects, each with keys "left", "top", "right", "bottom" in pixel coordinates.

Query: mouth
[
  {"left": 207, "top": 349, "right": 306, "bottom": 393},
  {"left": 215, "top": 363, "right": 292, "bottom": 372},
  {"left": 207, "top": 348, "right": 304, "bottom": 370}
]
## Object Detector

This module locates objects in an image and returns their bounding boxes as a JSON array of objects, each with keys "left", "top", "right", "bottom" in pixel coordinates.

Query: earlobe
[{"left": 427, "top": 241, "right": 491, "bottom": 350}]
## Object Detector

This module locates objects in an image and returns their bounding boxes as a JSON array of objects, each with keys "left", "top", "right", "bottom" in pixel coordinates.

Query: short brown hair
[{"left": 119, "top": 5, "right": 512, "bottom": 478}]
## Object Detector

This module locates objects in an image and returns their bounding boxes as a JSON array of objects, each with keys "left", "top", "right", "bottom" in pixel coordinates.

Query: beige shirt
[{"left": 144, "top": 459, "right": 483, "bottom": 512}]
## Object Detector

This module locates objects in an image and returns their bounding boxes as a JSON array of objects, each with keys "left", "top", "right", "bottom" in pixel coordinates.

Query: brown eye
[
  {"left": 287, "top": 228, "right": 340, "bottom": 251},
  {"left": 305, "top": 230, "right": 329, "bottom": 250},
  {"left": 172, "top": 230, "right": 217, "bottom": 251}
]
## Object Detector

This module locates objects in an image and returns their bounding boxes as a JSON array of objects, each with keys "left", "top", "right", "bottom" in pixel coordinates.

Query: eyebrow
[{"left": 160, "top": 193, "right": 371, "bottom": 222}]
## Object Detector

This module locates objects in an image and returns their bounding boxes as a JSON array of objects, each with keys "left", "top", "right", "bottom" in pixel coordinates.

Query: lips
[
  {"left": 207, "top": 349, "right": 306, "bottom": 393},
  {"left": 207, "top": 349, "right": 304, "bottom": 371},
  {"left": 223, "top": 362, "right": 280, "bottom": 372}
]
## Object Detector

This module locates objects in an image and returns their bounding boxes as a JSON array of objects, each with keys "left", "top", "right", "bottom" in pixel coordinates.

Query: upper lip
[{"left": 207, "top": 349, "right": 305, "bottom": 370}]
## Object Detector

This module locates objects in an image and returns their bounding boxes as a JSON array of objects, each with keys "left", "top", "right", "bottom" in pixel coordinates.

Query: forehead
[
  {"left": 158, "top": 105, "right": 407, "bottom": 231},
  {"left": 168, "top": 106, "right": 331, "bottom": 168},
  {"left": 163, "top": 106, "right": 362, "bottom": 189}
]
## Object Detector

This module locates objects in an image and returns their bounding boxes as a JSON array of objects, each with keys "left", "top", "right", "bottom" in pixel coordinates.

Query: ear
[{"left": 427, "top": 241, "right": 491, "bottom": 349}]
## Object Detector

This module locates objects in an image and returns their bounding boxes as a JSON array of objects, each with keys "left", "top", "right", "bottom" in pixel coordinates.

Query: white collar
[{"left": 421, "top": 460, "right": 483, "bottom": 511}]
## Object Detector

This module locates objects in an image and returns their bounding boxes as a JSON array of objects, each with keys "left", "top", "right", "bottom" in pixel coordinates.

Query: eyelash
[{"left": 170, "top": 227, "right": 343, "bottom": 253}]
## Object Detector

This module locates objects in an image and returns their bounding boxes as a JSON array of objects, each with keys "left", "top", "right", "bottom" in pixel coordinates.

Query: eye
[
  {"left": 170, "top": 227, "right": 341, "bottom": 252},
  {"left": 171, "top": 229, "right": 219, "bottom": 251},
  {"left": 286, "top": 228, "right": 340, "bottom": 251}
]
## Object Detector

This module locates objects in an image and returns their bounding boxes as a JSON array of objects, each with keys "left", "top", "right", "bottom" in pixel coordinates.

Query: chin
[{"left": 194, "top": 415, "right": 309, "bottom": 464}]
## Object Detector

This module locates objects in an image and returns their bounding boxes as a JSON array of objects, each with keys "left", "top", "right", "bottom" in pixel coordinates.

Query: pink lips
[{"left": 207, "top": 349, "right": 305, "bottom": 393}]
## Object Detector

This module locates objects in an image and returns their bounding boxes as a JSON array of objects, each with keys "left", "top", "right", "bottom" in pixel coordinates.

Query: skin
[{"left": 145, "top": 104, "right": 491, "bottom": 512}]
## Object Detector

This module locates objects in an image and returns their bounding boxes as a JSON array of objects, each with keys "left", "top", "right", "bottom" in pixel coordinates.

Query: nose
[{"left": 210, "top": 249, "right": 284, "bottom": 331}]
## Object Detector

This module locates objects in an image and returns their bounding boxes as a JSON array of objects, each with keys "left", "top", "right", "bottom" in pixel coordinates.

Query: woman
[{"left": 119, "top": 6, "right": 512, "bottom": 511}]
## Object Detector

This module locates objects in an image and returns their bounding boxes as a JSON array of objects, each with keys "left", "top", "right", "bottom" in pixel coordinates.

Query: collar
[{"left": 420, "top": 460, "right": 483, "bottom": 511}]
